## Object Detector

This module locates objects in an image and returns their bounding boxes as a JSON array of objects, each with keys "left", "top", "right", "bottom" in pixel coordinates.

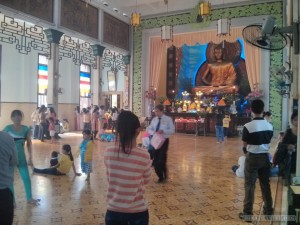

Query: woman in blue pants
[{"left": 3, "top": 110, "right": 39, "bottom": 205}]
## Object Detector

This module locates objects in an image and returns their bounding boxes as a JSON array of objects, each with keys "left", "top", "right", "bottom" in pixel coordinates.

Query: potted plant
[{"left": 157, "top": 96, "right": 167, "bottom": 104}]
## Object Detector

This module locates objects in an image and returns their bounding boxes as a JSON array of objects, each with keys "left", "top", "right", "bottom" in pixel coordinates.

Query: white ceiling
[{"left": 92, "top": 0, "right": 280, "bottom": 19}]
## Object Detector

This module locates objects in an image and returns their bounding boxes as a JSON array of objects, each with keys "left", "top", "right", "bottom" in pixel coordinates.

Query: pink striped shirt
[{"left": 104, "top": 146, "right": 152, "bottom": 213}]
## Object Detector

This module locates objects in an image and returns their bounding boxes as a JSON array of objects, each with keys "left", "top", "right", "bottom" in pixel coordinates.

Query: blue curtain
[{"left": 177, "top": 43, "right": 207, "bottom": 96}]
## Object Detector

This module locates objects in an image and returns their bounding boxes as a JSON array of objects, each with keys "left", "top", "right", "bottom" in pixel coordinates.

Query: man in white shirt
[{"left": 147, "top": 105, "right": 175, "bottom": 183}]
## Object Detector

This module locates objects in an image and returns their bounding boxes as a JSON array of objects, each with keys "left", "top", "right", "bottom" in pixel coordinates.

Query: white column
[
  {"left": 47, "top": 43, "right": 60, "bottom": 110},
  {"left": 44, "top": 29, "right": 63, "bottom": 112},
  {"left": 92, "top": 55, "right": 102, "bottom": 105},
  {"left": 91, "top": 45, "right": 106, "bottom": 106},
  {"left": 123, "top": 55, "right": 131, "bottom": 110}
]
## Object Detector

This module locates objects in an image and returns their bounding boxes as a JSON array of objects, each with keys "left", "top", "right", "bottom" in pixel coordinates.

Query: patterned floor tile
[{"left": 11, "top": 133, "right": 280, "bottom": 225}]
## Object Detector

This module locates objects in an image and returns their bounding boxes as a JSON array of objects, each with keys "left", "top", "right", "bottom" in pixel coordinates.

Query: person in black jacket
[{"left": 273, "top": 111, "right": 298, "bottom": 184}]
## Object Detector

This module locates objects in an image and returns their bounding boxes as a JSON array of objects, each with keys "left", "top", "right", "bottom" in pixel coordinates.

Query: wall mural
[
  {"left": 133, "top": 2, "right": 283, "bottom": 130},
  {"left": 0, "top": 0, "right": 53, "bottom": 23},
  {"left": 61, "top": 0, "right": 98, "bottom": 39}
]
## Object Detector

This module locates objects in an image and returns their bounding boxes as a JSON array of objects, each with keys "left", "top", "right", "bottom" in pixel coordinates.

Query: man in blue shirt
[
  {"left": 147, "top": 104, "right": 175, "bottom": 183},
  {"left": 0, "top": 131, "right": 18, "bottom": 225}
]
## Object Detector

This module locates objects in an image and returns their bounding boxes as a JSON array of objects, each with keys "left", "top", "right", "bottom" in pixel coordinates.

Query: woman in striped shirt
[{"left": 104, "top": 111, "right": 152, "bottom": 225}]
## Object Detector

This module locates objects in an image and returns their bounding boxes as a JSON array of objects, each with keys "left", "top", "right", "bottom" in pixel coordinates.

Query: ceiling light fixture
[
  {"left": 131, "top": 0, "right": 141, "bottom": 31},
  {"left": 161, "top": 0, "right": 173, "bottom": 42},
  {"left": 217, "top": 18, "right": 231, "bottom": 36},
  {"left": 217, "top": 0, "right": 231, "bottom": 36},
  {"left": 197, "top": 1, "right": 211, "bottom": 23}
]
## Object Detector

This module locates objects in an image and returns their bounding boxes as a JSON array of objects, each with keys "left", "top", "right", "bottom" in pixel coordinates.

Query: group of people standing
[
  {"left": 31, "top": 105, "right": 58, "bottom": 143},
  {"left": 78, "top": 105, "right": 119, "bottom": 139}
]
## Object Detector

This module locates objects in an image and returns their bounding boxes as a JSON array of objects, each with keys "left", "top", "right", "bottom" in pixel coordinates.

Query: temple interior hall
[
  {"left": 13, "top": 134, "right": 280, "bottom": 225},
  {"left": 0, "top": 0, "right": 300, "bottom": 224}
]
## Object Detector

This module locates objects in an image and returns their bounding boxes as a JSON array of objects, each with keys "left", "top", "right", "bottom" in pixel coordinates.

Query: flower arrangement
[
  {"left": 197, "top": 109, "right": 207, "bottom": 118},
  {"left": 145, "top": 87, "right": 156, "bottom": 100},
  {"left": 245, "top": 83, "right": 263, "bottom": 100},
  {"left": 223, "top": 93, "right": 236, "bottom": 105},
  {"left": 157, "top": 96, "right": 167, "bottom": 104}
]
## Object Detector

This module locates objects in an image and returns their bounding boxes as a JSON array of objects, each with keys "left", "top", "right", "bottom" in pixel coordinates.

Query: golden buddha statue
[
  {"left": 194, "top": 45, "right": 238, "bottom": 94},
  {"left": 202, "top": 47, "right": 236, "bottom": 86}
]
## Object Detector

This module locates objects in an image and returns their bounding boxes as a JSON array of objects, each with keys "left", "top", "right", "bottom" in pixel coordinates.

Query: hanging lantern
[
  {"left": 131, "top": 12, "right": 141, "bottom": 30},
  {"left": 197, "top": 2, "right": 211, "bottom": 22},
  {"left": 199, "top": 2, "right": 211, "bottom": 16},
  {"left": 217, "top": 18, "right": 231, "bottom": 36},
  {"left": 161, "top": 0, "right": 173, "bottom": 42},
  {"left": 161, "top": 25, "right": 173, "bottom": 42}
]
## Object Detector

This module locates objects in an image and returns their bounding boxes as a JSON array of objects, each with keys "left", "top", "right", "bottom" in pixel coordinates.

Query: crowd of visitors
[{"left": 0, "top": 101, "right": 298, "bottom": 225}]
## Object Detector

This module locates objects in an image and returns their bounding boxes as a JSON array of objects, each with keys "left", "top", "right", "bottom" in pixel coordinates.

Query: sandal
[{"left": 27, "top": 198, "right": 40, "bottom": 206}]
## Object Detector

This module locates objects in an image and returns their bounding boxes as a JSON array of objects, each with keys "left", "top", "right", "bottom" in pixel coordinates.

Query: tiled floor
[{"left": 13, "top": 132, "right": 280, "bottom": 225}]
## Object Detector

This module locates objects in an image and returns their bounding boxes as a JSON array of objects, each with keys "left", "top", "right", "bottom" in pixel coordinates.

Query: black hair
[
  {"left": 116, "top": 111, "right": 140, "bottom": 154},
  {"left": 49, "top": 107, "right": 56, "bottom": 114},
  {"left": 11, "top": 109, "right": 23, "bottom": 119},
  {"left": 75, "top": 106, "right": 80, "bottom": 113},
  {"left": 82, "top": 129, "right": 93, "bottom": 140},
  {"left": 263, "top": 111, "right": 272, "bottom": 117},
  {"left": 62, "top": 144, "right": 74, "bottom": 161},
  {"left": 291, "top": 111, "right": 298, "bottom": 121},
  {"left": 251, "top": 99, "right": 264, "bottom": 114},
  {"left": 39, "top": 105, "right": 47, "bottom": 113},
  {"left": 51, "top": 151, "right": 58, "bottom": 158},
  {"left": 155, "top": 104, "right": 164, "bottom": 112},
  {"left": 93, "top": 106, "right": 99, "bottom": 113}
]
